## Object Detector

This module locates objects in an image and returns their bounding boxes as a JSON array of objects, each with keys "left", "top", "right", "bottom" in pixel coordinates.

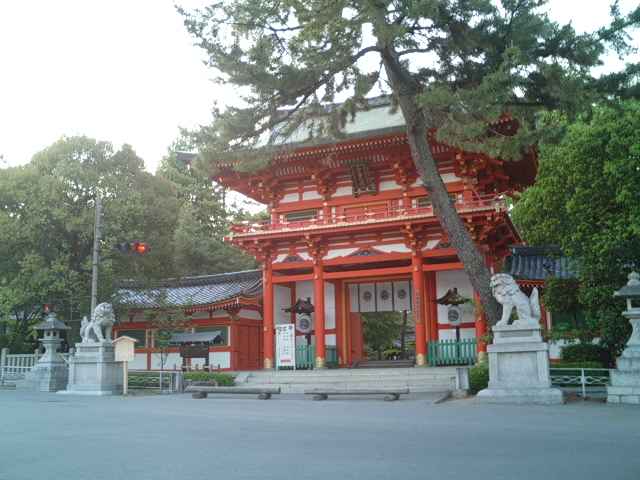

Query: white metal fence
[
  {"left": 0, "top": 348, "right": 70, "bottom": 384},
  {"left": 550, "top": 368, "right": 612, "bottom": 398}
]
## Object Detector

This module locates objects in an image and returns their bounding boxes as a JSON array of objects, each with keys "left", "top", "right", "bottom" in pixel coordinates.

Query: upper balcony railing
[{"left": 229, "top": 194, "right": 507, "bottom": 237}]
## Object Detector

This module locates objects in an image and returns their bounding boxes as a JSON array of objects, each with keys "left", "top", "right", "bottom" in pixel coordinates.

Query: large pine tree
[{"left": 179, "top": 0, "right": 639, "bottom": 324}]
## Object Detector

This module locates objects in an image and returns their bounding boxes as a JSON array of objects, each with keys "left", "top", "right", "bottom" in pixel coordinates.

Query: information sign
[{"left": 276, "top": 324, "right": 296, "bottom": 369}]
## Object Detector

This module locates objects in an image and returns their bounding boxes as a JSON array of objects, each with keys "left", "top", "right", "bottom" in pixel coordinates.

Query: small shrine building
[{"left": 114, "top": 270, "right": 263, "bottom": 371}]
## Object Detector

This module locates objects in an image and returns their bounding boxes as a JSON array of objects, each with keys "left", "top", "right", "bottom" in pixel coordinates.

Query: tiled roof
[
  {"left": 505, "top": 246, "right": 576, "bottom": 281},
  {"left": 114, "top": 270, "right": 262, "bottom": 309}
]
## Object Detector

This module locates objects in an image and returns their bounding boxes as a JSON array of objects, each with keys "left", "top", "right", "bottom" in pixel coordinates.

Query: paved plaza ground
[{"left": 1, "top": 390, "right": 639, "bottom": 480}]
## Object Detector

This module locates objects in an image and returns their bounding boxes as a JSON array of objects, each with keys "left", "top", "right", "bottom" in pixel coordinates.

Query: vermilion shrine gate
[{"left": 214, "top": 99, "right": 537, "bottom": 369}]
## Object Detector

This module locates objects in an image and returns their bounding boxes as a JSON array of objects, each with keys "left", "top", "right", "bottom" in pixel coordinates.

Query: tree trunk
[{"left": 372, "top": 30, "right": 501, "bottom": 325}]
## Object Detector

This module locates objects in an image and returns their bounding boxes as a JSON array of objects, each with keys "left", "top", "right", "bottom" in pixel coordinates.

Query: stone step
[
  {"left": 243, "top": 373, "right": 457, "bottom": 383},
  {"left": 244, "top": 377, "right": 455, "bottom": 386},
  {"left": 352, "top": 360, "right": 415, "bottom": 369},
  {"left": 245, "top": 381, "right": 453, "bottom": 394},
  {"left": 244, "top": 367, "right": 459, "bottom": 378}
]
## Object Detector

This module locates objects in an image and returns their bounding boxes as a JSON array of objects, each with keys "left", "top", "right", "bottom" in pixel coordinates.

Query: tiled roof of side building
[
  {"left": 114, "top": 269, "right": 262, "bottom": 309},
  {"left": 505, "top": 246, "right": 576, "bottom": 281}
]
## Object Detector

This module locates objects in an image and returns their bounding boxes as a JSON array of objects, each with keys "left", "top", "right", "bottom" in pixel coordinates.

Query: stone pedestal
[
  {"left": 19, "top": 313, "right": 70, "bottom": 392},
  {"left": 59, "top": 341, "right": 123, "bottom": 396},
  {"left": 607, "top": 315, "right": 640, "bottom": 404},
  {"left": 20, "top": 346, "right": 68, "bottom": 392},
  {"left": 477, "top": 324, "right": 563, "bottom": 404}
]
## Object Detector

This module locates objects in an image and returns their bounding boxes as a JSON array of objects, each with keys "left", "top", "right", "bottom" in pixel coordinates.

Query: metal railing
[
  {"left": 229, "top": 195, "right": 506, "bottom": 236},
  {"left": 128, "top": 370, "right": 185, "bottom": 393},
  {"left": 550, "top": 368, "right": 611, "bottom": 399}
]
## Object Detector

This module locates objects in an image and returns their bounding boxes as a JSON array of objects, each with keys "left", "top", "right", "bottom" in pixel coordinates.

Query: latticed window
[
  {"left": 416, "top": 196, "right": 432, "bottom": 208},
  {"left": 349, "top": 160, "right": 377, "bottom": 197},
  {"left": 285, "top": 209, "right": 318, "bottom": 222}
]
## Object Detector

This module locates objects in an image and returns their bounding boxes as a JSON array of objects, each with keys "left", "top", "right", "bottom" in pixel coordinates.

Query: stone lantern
[
  {"left": 22, "top": 309, "right": 70, "bottom": 392},
  {"left": 607, "top": 272, "right": 640, "bottom": 404}
]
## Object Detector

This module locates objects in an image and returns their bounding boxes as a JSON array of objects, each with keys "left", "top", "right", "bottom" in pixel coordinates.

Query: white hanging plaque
[{"left": 275, "top": 324, "right": 296, "bottom": 369}]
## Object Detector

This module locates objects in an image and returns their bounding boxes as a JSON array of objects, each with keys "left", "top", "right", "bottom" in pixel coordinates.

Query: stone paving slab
[{"left": 1, "top": 390, "right": 639, "bottom": 480}]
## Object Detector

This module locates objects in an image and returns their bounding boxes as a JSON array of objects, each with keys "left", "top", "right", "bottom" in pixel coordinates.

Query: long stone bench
[
  {"left": 304, "top": 387, "right": 409, "bottom": 401},
  {"left": 185, "top": 385, "right": 281, "bottom": 400}
]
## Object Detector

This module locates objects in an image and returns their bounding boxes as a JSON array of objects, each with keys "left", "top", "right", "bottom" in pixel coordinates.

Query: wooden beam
[
  {"left": 324, "top": 251, "right": 411, "bottom": 266},
  {"left": 272, "top": 261, "right": 312, "bottom": 271},
  {"left": 324, "top": 266, "right": 412, "bottom": 280},
  {"left": 422, "top": 262, "right": 463, "bottom": 272},
  {"left": 422, "top": 248, "right": 457, "bottom": 258},
  {"left": 272, "top": 273, "right": 314, "bottom": 284}
]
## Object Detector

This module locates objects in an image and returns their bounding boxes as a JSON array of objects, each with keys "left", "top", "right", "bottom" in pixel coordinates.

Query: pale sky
[{"left": 0, "top": 0, "right": 638, "bottom": 173}]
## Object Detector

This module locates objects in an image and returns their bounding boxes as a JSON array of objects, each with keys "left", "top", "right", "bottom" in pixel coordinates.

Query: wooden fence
[{"left": 427, "top": 339, "right": 477, "bottom": 366}]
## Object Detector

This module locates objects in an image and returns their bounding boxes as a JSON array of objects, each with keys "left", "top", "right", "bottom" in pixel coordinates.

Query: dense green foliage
[
  {"left": 184, "top": 371, "right": 235, "bottom": 386},
  {"left": 560, "top": 343, "right": 612, "bottom": 368},
  {"left": 0, "top": 137, "right": 255, "bottom": 352},
  {"left": 469, "top": 363, "right": 490, "bottom": 395},
  {"left": 180, "top": 0, "right": 639, "bottom": 326},
  {"left": 361, "top": 312, "right": 403, "bottom": 360},
  {"left": 513, "top": 101, "right": 640, "bottom": 359},
  {"left": 180, "top": 0, "right": 639, "bottom": 159},
  {"left": 551, "top": 361, "right": 604, "bottom": 369}
]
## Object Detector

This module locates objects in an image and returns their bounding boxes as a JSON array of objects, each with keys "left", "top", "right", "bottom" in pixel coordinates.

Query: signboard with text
[{"left": 275, "top": 324, "right": 296, "bottom": 370}]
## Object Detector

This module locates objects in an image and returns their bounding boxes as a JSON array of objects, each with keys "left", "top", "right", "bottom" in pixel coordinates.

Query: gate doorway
[{"left": 360, "top": 311, "right": 415, "bottom": 362}]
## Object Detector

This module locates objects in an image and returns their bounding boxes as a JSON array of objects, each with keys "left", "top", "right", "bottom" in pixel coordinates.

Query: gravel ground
[{"left": 1, "top": 390, "right": 638, "bottom": 480}]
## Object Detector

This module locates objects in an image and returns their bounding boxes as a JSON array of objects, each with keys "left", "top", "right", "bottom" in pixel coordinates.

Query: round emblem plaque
[
  {"left": 447, "top": 305, "right": 462, "bottom": 326},
  {"left": 296, "top": 313, "right": 313, "bottom": 334}
]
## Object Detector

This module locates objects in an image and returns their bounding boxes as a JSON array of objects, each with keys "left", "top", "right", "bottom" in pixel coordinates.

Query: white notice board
[{"left": 275, "top": 324, "right": 296, "bottom": 370}]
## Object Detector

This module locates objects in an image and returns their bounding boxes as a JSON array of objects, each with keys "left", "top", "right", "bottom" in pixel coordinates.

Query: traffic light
[{"left": 115, "top": 241, "right": 151, "bottom": 255}]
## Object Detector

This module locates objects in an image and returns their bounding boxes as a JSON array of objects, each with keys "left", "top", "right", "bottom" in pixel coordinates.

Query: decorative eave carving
[
  {"left": 402, "top": 224, "right": 429, "bottom": 253},
  {"left": 392, "top": 158, "right": 418, "bottom": 190},
  {"left": 304, "top": 236, "right": 327, "bottom": 264}
]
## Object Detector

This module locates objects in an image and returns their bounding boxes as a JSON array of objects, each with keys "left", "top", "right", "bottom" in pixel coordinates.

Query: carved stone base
[
  {"left": 415, "top": 353, "right": 427, "bottom": 367},
  {"left": 477, "top": 324, "right": 563, "bottom": 405},
  {"left": 607, "top": 328, "right": 640, "bottom": 405},
  {"left": 20, "top": 362, "right": 68, "bottom": 392},
  {"left": 58, "top": 342, "right": 122, "bottom": 396},
  {"left": 315, "top": 356, "right": 326, "bottom": 369}
]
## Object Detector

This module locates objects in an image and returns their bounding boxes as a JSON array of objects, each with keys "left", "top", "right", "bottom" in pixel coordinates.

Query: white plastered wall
[
  {"left": 435, "top": 270, "right": 476, "bottom": 341},
  {"left": 274, "top": 285, "right": 292, "bottom": 325},
  {"left": 131, "top": 353, "right": 148, "bottom": 370},
  {"left": 151, "top": 353, "right": 182, "bottom": 370},
  {"left": 292, "top": 280, "right": 336, "bottom": 344}
]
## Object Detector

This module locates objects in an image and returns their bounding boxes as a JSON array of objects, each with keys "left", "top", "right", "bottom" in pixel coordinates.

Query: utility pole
[{"left": 90, "top": 194, "right": 102, "bottom": 315}]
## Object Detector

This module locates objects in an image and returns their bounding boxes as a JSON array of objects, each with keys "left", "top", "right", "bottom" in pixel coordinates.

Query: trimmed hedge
[
  {"left": 184, "top": 371, "right": 235, "bottom": 386},
  {"left": 551, "top": 361, "right": 604, "bottom": 369},
  {"left": 561, "top": 343, "right": 611, "bottom": 367},
  {"left": 469, "top": 363, "right": 489, "bottom": 395}
]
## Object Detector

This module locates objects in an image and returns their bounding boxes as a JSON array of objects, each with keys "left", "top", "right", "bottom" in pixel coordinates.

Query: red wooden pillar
[
  {"left": 412, "top": 252, "right": 427, "bottom": 366},
  {"left": 334, "top": 280, "right": 345, "bottom": 366},
  {"left": 313, "top": 261, "right": 326, "bottom": 368},
  {"left": 262, "top": 260, "right": 275, "bottom": 369},
  {"left": 474, "top": 291, "right": 488, "bottom": 359},
  {"left": 425, "top": 272, "right": 439, "bottom": 343}
]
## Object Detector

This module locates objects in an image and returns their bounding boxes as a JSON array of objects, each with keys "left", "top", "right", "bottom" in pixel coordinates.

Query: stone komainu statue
[
  {"left": 80, "top": 303, "right": 116, "bottom": 343},
  {"left": 490, "top": 274, "right": 541, "bottom": 327}
]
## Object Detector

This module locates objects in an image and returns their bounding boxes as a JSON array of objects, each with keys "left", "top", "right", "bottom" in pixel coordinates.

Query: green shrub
[
  {"left": 561, "top": 343, "right": 611, "bottom": 366},
  {"left": 184, "top": 371, "right": 235, "bottom": 386},
  {"left": 469, "top": 363, "right": 489, "bottom": 395},
  {"left": 551, "top": 361, "right": 604, "bottom": 369}
]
